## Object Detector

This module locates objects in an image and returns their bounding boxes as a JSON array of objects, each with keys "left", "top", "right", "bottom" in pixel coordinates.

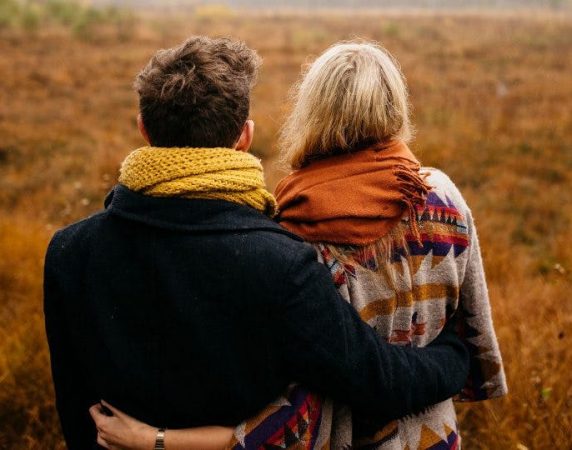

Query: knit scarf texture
[
  {"left": 119, "top": 147, "right": 278, "bottom": 217},
  {"left": 275, "top": 141, "right": 431, "bottom": 245}
]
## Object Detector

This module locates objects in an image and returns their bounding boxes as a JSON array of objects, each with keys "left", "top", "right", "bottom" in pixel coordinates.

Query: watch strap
[{"left": 154, "top": 428, "right": 166, "bottom": 450}]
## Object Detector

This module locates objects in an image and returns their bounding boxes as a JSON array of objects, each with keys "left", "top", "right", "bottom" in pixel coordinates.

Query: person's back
[
  {"left": 45, "top": 188, "right": 316, "bottom": 429},
  {"left": 315, "top": 168, "right": 507, "bottom": 448}
]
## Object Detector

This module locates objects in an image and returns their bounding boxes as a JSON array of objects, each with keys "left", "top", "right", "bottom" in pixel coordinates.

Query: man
[{"left": 44, "top": 36, "right": 469, "bottom": 450}]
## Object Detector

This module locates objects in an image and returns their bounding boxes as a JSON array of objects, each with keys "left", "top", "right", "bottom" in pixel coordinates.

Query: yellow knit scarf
[{"left": 119, "top": 147, "right": 278, "bottom": 217}]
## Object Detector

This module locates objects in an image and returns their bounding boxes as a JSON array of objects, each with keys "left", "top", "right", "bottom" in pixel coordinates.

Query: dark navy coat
[{"left": 44, "top": 185, "right": 469, "bottom": 449}]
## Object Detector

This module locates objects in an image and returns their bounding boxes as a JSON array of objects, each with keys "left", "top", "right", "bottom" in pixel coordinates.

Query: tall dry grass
[{"left": 0, "top": 10, "right": 571, "bottom": 450}]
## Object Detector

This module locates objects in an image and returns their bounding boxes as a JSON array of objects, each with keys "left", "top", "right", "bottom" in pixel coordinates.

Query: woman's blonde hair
[{"left": 280, "top": 41, "right": 412, "bottom": 169}]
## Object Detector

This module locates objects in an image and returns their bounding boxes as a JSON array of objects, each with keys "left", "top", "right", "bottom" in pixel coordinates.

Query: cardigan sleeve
[
  {"left": 274, "top": 244, "right": 470, "bottom": 423},
  {"left": 456, "top": 210, "right": 508, "bottom": 401}
]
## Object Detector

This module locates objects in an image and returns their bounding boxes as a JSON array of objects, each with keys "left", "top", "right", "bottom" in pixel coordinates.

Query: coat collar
[{"left": 104, "top": 184, "right": 302, "bottom": 240}]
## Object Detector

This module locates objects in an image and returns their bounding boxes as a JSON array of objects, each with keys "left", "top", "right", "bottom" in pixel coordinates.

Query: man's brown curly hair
[{"left": 134, "top": 36, "right": 261, "bottom": 148}]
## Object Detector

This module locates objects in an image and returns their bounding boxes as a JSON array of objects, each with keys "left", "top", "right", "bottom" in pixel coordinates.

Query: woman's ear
[
  {"left": 137, "top": 114, "right": 151, "bottom": 145},
  {"left": 235, "top": 120, "right": 254, "bottom": 153}
]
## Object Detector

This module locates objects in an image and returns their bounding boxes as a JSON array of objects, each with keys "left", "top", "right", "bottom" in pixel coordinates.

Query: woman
[{"left": 91, "top": 41, "right": 507, "bottom": 449}]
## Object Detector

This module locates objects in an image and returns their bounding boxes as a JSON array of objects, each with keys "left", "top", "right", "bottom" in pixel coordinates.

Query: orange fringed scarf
[{"left": 275, "top": 141, "right": 431, "bottom": 246}]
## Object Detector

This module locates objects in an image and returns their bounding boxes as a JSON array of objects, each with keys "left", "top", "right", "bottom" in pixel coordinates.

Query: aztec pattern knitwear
[
  {"left": 228, "top": 386, "right": 329, "bottom": 450},
  {"left": 119, "top": 147, "right": 278, "bottom": 217},
  {"left": 315, "top": 169, "right": 507, "bottom": 449},
  {"left": 229, "top": 168, "right": 507, "bottom": 450}
]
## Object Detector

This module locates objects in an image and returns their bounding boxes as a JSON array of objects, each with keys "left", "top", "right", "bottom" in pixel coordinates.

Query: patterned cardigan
[{"left": 229, "top": 168, "right": 507, "bottom": 450}]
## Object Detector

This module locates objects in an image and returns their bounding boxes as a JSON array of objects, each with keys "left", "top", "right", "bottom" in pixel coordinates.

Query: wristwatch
[{"left": 154, "top": 428, "right": 166, "bottom": 450}]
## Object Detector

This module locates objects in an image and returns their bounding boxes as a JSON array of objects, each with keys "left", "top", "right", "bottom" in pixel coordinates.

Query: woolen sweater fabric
[
  {"left": 278, "top": 168, "right": 507, "bottom": 449},
  {"left": 119, "top": 146, "right": 278, "bottom": 217},
  {"left": 44, "top": 184, "right": 470, "bottom": 450}
]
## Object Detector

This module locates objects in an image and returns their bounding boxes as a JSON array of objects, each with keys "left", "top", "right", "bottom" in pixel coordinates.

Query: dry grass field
[{"left": 0, "top": 5, "right": 571, "bottom": 449}]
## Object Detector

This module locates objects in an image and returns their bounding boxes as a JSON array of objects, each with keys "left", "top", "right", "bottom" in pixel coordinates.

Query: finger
[
  {"left": 97, "top": 434, "right": 110, "bottom": 449},
  {"left": 89, "top": 404, "right": 100, "bottom": 420},
  {"left": 100, "top": 399, "right": 123, "bottom": 418},
  {"left": 89, "top": 405, "right": 109, "bottom": 427}
]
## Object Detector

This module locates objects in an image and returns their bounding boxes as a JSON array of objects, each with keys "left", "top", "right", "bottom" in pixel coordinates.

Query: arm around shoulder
[{"left": 273, "top": 243, "right": 470, "bottom": 422}]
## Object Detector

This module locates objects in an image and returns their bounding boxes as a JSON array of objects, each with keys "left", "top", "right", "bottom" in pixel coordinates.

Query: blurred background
[{"left": 0, "top": 0, "right": 571, "bottom": 448}]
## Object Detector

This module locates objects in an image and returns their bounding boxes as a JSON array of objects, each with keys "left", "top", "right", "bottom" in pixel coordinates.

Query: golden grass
[{"left": 1, "top": 11, "right": 571, "bottom": 449}]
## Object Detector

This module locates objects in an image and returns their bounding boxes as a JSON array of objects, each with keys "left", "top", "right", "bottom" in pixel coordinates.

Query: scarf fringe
[{"left": 394, "top": 165, "right": 432, "bottom": 244}]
